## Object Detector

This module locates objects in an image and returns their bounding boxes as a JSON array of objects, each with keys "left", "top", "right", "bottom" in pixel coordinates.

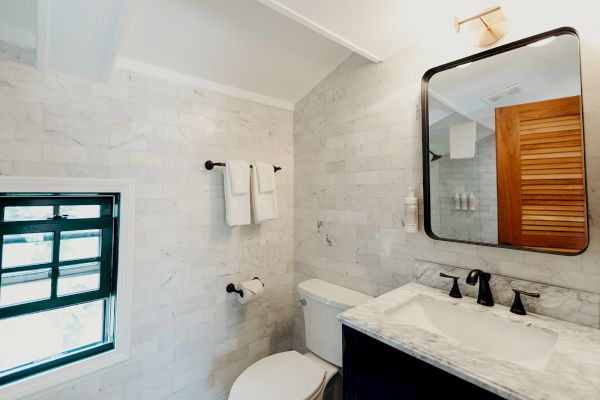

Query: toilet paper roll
[{"left": 237, "top": 279, "right": 264, "bottom": 304}]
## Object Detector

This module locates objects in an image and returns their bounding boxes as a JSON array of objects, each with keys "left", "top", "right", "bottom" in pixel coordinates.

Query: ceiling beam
[
  {"left": 254, "top": 0, "right": 382, "bottom": 63},
  {"left": 35, "top": 0, "right": 131, "bottom": 81}
]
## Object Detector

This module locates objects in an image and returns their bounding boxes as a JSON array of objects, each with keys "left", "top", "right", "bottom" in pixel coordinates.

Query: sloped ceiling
[
  {"left": 427, "top": 34, "right": 581, "bottom": 155},
  {"left": 0, "top": 0, "right": 497, "bottom": 110},
  {"left": 5, "top": 0, "right": 561, "bottom": 110},
  {"left": 255, "top": 0, "right": 408, "bottom": 62},
  {"left": 116, "top": 0, "right": 352, "bottom": 109}
]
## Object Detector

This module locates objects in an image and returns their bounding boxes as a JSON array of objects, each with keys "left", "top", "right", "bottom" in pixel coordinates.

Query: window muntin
[{"left": 0, "top": 195, "right": 118, "bottom": 385}]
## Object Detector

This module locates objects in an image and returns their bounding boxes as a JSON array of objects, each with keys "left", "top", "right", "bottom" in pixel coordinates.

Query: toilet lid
[{"left": 229, "top": 351, "right": 326, "bottom": 400}]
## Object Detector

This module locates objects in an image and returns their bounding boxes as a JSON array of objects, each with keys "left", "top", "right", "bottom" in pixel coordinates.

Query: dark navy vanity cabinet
[{"left": 342, "top": 326, "right": 505, "bottom": 400}]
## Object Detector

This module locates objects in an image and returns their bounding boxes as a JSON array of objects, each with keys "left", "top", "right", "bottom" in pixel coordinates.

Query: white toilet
[{"left": 229, "top": 279, "right": 373, "bottom": 400}]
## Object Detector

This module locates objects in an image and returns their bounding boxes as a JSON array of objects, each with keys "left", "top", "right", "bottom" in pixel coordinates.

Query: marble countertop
[{"left": 338, "top": 282, "right": 600, "bottom": 400}]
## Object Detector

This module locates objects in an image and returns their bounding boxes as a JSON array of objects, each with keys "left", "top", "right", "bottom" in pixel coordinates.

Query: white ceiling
[
  {"left": 255, "top": 0, "right": 409, "bottom": 62},
  {"left": 428, "top": 33, "right": 581, "bottom": 155},
  {"left": 1, "top": 0, "right": 587, "bottom": 110},
  {"left": 430, "top": 34, "right": 580, "bottom": 127},
  {"left": 116, "top": 0, "right": 352, "bottom": 108}
]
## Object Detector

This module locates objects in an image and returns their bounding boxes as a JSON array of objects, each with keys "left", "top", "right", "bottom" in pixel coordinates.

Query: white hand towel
[
  {"left": 251, "top": 162, "right": 278, "bottom": 223},
  {"left": 225, "top": 160, "right": 251, "bottom": 226},
  {"left": 227, "top": 160, "right": 250, "bottom": 195},
  {"left": 255, "top": 162, "right": 275, "bottom": 193}
]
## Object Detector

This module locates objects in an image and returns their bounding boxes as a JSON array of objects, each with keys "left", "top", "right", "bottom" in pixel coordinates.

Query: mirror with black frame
[{"left": 422, "top": 27, "right": 588, "bottom": 255}]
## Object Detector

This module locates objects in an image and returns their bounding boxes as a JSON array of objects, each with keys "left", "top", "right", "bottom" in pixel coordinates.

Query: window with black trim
[{"left": 0, "top": 194, "right": 119, "bottom": 385}]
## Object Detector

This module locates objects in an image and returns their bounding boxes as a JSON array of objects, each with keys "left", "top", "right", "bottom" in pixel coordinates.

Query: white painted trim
[
  {"left": 35, "top": 0, "right": 49, "bottom": 70},
  {"left": 0, "top": 176, "right": 136, "bottom": 400},
  {"left": 428, "top": 89, "right": 470, "bottom": 119},
  {"left": 428, "top": 89, "right": 494, "bottom": 131},
  {"left": 114, "top": 56, "right": 295, "bottom": 111},
  {"left": 0, "top": 21, "right": 36, "bottom": 49},
  {"left": 254, "top": 0, "right": 382, "bottom": 63}
]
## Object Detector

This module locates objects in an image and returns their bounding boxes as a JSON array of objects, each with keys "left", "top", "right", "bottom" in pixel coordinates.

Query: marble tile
[
  {"left": 0, "top": 54, "right": 294, "bottom": 400},
  {"left": 415, "top": 261, "right": 600, "bottom": 329},
  {"left": 338, "top": 282, "right": 600, "bottom": 400}
]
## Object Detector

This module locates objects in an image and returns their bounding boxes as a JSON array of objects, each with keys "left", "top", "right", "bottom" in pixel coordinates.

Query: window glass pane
[
  {"left": 0, "top": 300, "right": 105, "bottom": 375},
  {"left": 2, "top": 233, "right": 54, "bottom": 269},
  {"left": 58, "top": 262, "right": 100, "bottom": 296},
  {"left": 0, "top": 269, "right": 52, "bottom": 307},
  {"left": 59, "top": 205, "right": 101, "bottom": 219},
  {"left": 3, "top": 206, "right": 54, "bottom": 221},
  {"left": 59, "top": 229, "right": 101, "bottom": 262}
]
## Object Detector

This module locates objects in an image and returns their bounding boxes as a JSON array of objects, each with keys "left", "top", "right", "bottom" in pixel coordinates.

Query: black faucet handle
[
  {"left": 439, "top": 272, "right": 462, "bottom": 298},
  {"left": 510, "top": 288, "right": 540, "bottom": 315},
  {"left": 513, "top": 288, "right": 540, "bottom": 298}
]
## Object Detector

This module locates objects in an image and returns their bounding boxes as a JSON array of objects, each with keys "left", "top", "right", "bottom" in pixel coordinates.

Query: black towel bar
[{"left": 205, "top": 160, "right": 281, "bottom": 172}]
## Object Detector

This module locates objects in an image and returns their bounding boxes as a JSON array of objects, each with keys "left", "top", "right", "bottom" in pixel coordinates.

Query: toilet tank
[{"left": 297, "top": 279, "right": 373, "bottom": 367}]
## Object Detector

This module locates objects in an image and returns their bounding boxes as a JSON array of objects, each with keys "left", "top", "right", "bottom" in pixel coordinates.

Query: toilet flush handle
[{"left": 298, "top": 298, "right": 307, "bottom": 306}]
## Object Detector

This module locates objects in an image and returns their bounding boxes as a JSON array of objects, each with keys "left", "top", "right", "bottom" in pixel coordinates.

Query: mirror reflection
[{"left": 425, "top": 31, "right": 587, "bottom": 254}]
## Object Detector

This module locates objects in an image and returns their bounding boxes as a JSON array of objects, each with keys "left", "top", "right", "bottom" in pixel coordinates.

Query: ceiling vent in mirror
[{"left": 481, "top": 83, "right": 524, "bottom": 105}]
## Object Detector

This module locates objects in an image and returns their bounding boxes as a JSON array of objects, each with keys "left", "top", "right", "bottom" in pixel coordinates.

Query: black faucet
[{"left": 465, "top": 269, "right": 494, "bottom": 306}]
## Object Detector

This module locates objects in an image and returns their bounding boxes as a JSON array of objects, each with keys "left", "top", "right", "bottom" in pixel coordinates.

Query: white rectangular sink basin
[{"left": 388, "top": 295, "right": 558, "bottom": 370}]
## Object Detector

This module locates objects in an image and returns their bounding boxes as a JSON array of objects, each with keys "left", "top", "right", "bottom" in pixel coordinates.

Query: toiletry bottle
[
  {"left": 454, "top": 192, "right": 461, "bottom": 210},
  {"left": 468, "top": 192, "right": 476, "bottom": 211},
  {"left": 460, "top": 192, "right": 467, "bottom": 210},
  {"left": 404, "top": 186, "right": 418, "bottom": 233}
]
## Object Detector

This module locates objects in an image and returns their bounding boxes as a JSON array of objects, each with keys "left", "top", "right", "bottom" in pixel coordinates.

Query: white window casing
[{"left": 0, "top": 176, "right": 135, "bottom": 400}]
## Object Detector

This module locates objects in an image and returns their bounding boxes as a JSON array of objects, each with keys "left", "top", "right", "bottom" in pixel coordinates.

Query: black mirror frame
[{"left": 421, "top": 27, "right": 588, "bottom": 256}]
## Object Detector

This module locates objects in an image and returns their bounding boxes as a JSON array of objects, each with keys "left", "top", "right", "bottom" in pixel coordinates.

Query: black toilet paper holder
[{"left": 226, "top": 277, "right": 264, "bottom": 298}]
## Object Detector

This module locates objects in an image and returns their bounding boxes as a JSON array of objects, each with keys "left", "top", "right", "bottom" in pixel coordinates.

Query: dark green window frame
[{"left": 0, "top": 194, "right": 120, "bottom": 385}]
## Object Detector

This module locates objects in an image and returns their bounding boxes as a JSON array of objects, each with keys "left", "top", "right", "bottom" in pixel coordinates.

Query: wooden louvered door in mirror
[{"left": 496, "top": 96, "right": 587, "bottom": 252}]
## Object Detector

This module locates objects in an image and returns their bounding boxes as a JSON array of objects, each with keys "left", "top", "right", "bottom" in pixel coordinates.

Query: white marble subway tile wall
[
  {"left": 293, "top": 20, "right": 600, "bottom": 350},
  {"left": 433, "top": 134, "right": 498, "bottom": 244},
  {"left": 0, "top": 48, "right": 294, "bottom": 399}
]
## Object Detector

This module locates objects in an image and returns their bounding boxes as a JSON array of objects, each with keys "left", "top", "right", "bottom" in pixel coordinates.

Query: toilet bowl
[
  {"left": 228, "top": 279, "right": 373, "bottom": 400},
  {"left": 228, "top": 350, "right": 337, "bottom": 400}
]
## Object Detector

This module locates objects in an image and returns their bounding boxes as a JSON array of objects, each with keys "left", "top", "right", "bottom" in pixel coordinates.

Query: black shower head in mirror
[{"left": 429, "top": 150, "right": 442, "bottom": 162}]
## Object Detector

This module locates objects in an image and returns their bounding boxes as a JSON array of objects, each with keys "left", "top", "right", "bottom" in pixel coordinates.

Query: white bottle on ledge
[
  {"left": 454, "top": 192, "right": 461, "bottom": 210},
  {"left": 404, "top": 186, "right": 418, "bottom": 233},
  {"left": 460, "top": 192, "right": 468, "bottom": 210},
  {"left": 468, "top": 192, "right": 477, "bottom": 211}
]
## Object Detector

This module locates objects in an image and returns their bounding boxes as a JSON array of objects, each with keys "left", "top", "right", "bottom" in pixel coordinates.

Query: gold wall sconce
[{"left": 454, "top": 6, "right": 507, "bottom": 47}]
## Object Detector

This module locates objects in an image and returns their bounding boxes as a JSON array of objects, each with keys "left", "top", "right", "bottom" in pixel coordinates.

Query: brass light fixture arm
[{"left": 454, "top": 6, "right": 502, "bottom": 33}]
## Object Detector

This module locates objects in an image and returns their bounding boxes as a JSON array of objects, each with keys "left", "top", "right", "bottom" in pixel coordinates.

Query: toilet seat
[{"left": 229, "top": 351, "right": 327, "bottom": 400}]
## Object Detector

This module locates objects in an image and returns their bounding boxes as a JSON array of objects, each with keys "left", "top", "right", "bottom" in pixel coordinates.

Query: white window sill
[{"left": 0, "top": 348, "right": 129, "bottom": 400}]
